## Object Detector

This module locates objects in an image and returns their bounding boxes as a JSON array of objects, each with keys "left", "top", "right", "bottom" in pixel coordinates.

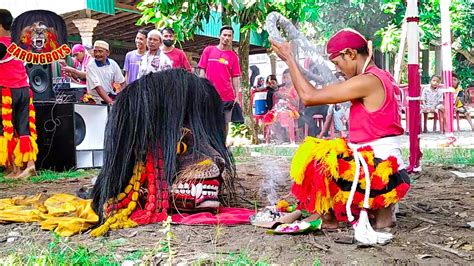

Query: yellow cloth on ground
[{"left": 0, "top": 193, "right": 98, "bottom": 236}]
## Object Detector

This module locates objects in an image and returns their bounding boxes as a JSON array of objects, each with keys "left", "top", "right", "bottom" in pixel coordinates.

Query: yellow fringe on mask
[
  {"left": 197, "top": 159, "right": 213, "bottom": 166},
  {"left": 13, "top": 136, "right": 38, "bottom": 167},
  {"left": 90, "top": 163, "right": 144, "bottom": 237},
  {"left": 90, "top": 208, "right": 138, "bottom": 237},
  {"left": 0, "top": 136, "right": 8, "bottom": 166},
  {"left": 291, "top": 137, "right": 350, "bottom": 185}
]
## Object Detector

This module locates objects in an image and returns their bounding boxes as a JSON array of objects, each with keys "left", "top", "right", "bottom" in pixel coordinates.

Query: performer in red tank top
[
  {"left": 349, "top": 66, "right": 404, "bottom": 143},
  {"left": 271, "top": 29, "right": 410, "bottom": 233},
  {"left": 0, "top": 9, "right": 38, "bottom": 179}
]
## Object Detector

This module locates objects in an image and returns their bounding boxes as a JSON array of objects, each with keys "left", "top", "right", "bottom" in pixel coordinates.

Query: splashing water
[{"left": 265, "top": 12, "right": 338, "bottom": 86}]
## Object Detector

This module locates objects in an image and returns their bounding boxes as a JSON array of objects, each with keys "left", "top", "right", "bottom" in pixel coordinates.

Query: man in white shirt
[
  {"left": 86, "top": 40, "right": 125, "bottom": 104},
  {"left": 137, "top": 30, "right": 172, "bottom": 78}
]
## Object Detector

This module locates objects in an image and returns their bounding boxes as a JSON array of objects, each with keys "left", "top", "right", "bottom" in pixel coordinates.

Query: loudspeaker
[
  {"left": 75, "top": 104, "right": 108, "bottom": 168},
  {"left": 34, "top": 102, "right": 108, "bottom": 170},
  {"left": 26, "top": 64, "right": 55, "bottom": 101}
]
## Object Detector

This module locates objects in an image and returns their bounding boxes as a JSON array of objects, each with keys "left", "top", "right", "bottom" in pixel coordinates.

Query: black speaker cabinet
[
  {"left": 26, "top": 64, "right": 55, "bottom": 101},
  {"left": 34, "top": 102, "right": 108, "bottom": 170}
]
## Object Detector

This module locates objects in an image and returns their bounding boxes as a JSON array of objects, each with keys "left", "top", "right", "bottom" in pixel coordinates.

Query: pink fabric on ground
[{"left": 171, "top": 207, "right": 255, "bottom": 225}]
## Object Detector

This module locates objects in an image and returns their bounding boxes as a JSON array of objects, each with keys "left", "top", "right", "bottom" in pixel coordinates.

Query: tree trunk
[
  {"left": 455, "top": 47, "right": 474, "bottom": 64},
  {"left": 238, "top": 30, "right": 258, "bottom": 144}
]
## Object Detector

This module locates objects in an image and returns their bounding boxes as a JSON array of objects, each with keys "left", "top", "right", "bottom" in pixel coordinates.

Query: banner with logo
[{"left": 9, "top": 10, "right": 70, "bottom": 64}]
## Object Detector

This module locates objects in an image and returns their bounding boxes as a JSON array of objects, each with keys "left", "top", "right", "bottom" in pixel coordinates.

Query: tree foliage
[
  {"left": 136, "top": 0, "right": 473, "bottom": 139},
  {"left": 375, "top": 0, "right": 473, "bottom": 86},
  {"left": 136, "top": 0, "right": 323, "bottom": 143},
  {"left": 137, "top": 0, "right": 216, "bottom": 42}
]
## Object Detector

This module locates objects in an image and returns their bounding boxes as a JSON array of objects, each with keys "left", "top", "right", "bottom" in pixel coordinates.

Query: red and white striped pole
[
  {"left": 440, "top": 0, "right": 455, "bottom": 144},
  {"left": 406, "top": 0, "right": 422, "bottom": 172}
]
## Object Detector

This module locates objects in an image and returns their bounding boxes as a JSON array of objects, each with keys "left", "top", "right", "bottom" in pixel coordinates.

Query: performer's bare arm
[
  {"left": 271, "top": 40, "right": 381, "bottom": 109},
  {"left": 62, "top": 66, "right": 86, "bottom": 80},
  {"left": 232, "top": 76, "right": 241, "bottom": 102},
  {"left": 95, "top": 86, "right": 114, "bottom": 104}
]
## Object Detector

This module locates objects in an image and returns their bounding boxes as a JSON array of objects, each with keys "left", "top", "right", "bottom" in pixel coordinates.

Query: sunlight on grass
[
  {"left": 1, "top": 233, "right": 121, "bottom": 265},
  {"left": 29, "top": 170, "right": 85, "bottom": 183},
  {"left": 233, "top": 146, "right": 473, "bottom": 166},
  {"left": 0, "top": 172, "right": 20, "bottom": 184},
  {"left": 0, "top": 169, "right": 96, "bottom": 184}
]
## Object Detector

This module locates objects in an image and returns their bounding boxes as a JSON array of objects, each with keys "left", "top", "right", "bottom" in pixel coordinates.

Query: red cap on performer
[{"left": 326, "top": 29, "right": 368, "bottom": 60}]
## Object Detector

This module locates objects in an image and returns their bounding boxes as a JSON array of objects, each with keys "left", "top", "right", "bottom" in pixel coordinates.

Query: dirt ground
[{"left": 0, "top": 156, "right": 473, "bottom": 265}]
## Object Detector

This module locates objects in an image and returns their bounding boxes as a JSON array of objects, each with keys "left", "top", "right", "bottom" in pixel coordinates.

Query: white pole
[
  {"left": 440, "top": 0, "right": 455, "bottom": 144},
  {"left": 394, "top": 9, "right": 408, "bottom": 84}
]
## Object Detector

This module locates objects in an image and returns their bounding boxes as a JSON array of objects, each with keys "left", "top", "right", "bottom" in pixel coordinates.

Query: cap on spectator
[
  {"left": 93, "top": 40, "right": 109, "bottom": 51},
  {"left": 72, "top": 44, "right": 85, "bottom": 55},
  {"left": 147, "top": 29, "right": 162, "bottom": 40}
]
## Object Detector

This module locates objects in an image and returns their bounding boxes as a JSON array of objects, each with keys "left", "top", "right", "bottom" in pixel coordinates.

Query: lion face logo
[{"left": 19, "top": 22, "right": 59, "bottom": 53}]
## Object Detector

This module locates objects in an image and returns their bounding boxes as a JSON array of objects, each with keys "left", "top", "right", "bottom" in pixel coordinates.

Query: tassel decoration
[
  {"left": 13, "top": 135, "right": 38, "bottom": 167},
  {"left": 1, "top": 88, "right": 14, "bottom": 141}
]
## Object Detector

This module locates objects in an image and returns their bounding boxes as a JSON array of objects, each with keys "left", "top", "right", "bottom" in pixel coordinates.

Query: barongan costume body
[{"left": 90, "top": 69, "right": 236, "bottom": 236}]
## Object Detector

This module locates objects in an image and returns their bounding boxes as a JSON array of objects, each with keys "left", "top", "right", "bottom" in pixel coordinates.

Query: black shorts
[
  {"left": 223, "top": 101, "right": 244, "bottom": 123},
  {"left": 0, "top": 87, "right": 31, "bottom": 136}
]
